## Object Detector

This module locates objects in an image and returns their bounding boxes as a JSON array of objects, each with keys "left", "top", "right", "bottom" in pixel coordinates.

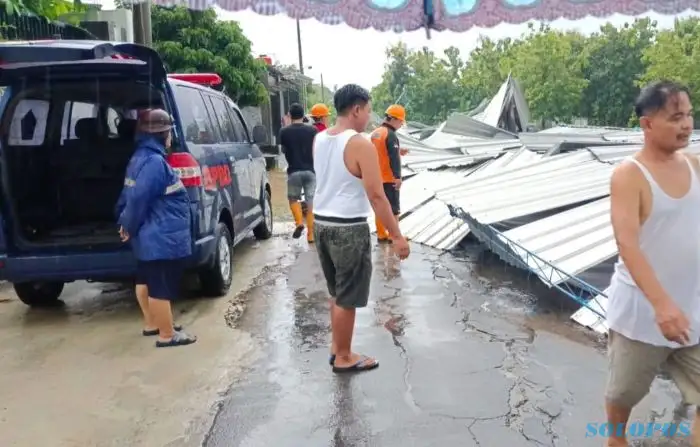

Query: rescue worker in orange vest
[
  {"left": 370, "top": 104, "right": 406, "bottom": 242},
  {"left": 310, "top": 103, "right": 330, "bottom": 132}
]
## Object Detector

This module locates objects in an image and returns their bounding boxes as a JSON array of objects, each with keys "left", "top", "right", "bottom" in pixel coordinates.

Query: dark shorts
[
  {"left": 383, "top": 183, "right": 400, "bottom": 215},
  {"left": 287, "top": 170, "right": 316, "bottom": 204},
  {"left": 134, "top": 259, "right": 186, "bottom": 301},
  {"left": 313, "top": 220, "right": 372, "bottom": 309}
]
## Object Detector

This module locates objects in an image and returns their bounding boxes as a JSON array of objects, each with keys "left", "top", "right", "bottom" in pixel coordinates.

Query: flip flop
[
  {"left": 142, "top": 325, "right": 182, "bottom": 336},
  {"left": 155, "top": 331, "right": 197, "bottom": 348},
  {"left": 332, "top": 356, "right": 379, "bottom": 373},
  {"left": 329, "top": 354, "right": 335, "bottom": 366}
]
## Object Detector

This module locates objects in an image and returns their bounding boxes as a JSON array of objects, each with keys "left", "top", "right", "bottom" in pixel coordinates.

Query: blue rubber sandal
[
  {"left": 155, "top": 331, "right": 197, "bottom": 348},
  {"left": 329, "top": 354, "right": 335, "bottom": 366},
  {"left": 332, "top": 356, "right": 379, "bottom": 373},
  {"left": 143, "top": 325, "right": 183, "bottom": 336}
]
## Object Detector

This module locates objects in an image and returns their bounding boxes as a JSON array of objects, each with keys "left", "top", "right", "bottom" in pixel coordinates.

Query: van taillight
[{"left": 167, "top": 153, "right": 202, "bottom": 187}]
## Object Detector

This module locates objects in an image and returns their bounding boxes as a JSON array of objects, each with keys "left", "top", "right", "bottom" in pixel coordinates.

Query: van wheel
[
  {"left": 199, "top": 222, "right": 233, "bottom": 297},
  {"left": 14, "top": 281, "right": 65, "bottom": 307},
  {"left": 253, "top": 189, "right": 273, "bottom": 240}
]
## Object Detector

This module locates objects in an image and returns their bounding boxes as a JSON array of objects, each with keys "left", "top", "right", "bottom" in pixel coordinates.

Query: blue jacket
[{"left": 115, "top": 135, "right": 192, "bottom": 261}]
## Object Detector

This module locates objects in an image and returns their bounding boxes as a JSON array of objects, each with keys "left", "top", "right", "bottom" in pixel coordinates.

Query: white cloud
[{"left": 217, "top": 8, "right": 691, "bottom": 91}]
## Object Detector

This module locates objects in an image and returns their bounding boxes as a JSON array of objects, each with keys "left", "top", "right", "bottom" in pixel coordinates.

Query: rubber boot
[
  {"left": 306, "top": 211, "right": 315, "bottom": 243},
  {"left": 290, "top": 202, "right": 304, "bottom": 239},
  {"left": 376, "top": 217, "right": 390, "bottom": 242}
]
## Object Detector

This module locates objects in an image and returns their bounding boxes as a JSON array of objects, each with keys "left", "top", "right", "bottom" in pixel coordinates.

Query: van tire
[
  {"left": 199, "top": 222, "right": 233, "bottom": 297},
  {"left": 253, "top": 189, "right": 273, "bottom": 240},
  {"left": 14, "top": 281, "right": 65, "bottom": 307}
]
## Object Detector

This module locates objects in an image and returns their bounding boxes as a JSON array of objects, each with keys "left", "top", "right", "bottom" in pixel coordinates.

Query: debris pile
[{"left": 390, "top": 77, "right": 700, "bottom": 334}]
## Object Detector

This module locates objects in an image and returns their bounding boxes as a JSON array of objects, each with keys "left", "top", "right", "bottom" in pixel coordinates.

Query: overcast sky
[
  {"left": 217, "top": 9, "right": 693, "bottom": 90},
  {"left": 93, "top": 2, "right": 695, "bottom": 91}
]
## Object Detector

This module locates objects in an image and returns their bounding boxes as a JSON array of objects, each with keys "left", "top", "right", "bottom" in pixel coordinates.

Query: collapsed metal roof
[{"left": 389, "top": 76, "right": 700, "bottom": 334}]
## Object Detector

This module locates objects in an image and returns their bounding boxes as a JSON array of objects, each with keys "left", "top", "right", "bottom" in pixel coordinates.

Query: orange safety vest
[{"left": 370, "top": 124, "right": 399, "bottom": 183}]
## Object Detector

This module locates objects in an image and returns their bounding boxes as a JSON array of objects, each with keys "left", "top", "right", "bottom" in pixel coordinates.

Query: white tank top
[
  {"left": 312, "top": 129, "right": 371, "bottom": 219},
  {"left": 607, "top": 157, "right": 700, "bottom": 347}
]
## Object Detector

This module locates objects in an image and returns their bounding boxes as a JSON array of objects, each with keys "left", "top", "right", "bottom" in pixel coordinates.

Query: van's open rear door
[{"left": 0, "top": 40, "right": 166, "bottom": 81}]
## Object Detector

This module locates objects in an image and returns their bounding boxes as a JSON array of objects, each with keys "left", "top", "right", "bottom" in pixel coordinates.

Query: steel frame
[{"left": 449, "top": 205, "right": 607, "bottom": 319}]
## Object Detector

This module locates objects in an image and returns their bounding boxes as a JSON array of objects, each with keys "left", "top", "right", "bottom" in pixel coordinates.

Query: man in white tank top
[
  {"left": 605, "top": 81, "right": 700, "bottom": 446},
  {"left": 312, "top": 84, "right": 410, "bottom": 373}
]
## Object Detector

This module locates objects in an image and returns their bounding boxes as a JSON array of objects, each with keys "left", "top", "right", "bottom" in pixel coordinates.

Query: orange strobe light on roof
[{"left": 167, "top": 73, "right": 223, "bottom": 87}]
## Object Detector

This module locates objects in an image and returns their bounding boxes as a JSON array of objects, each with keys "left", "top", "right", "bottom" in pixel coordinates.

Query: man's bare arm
[
  {"left": 349, "top": 135, "right": 403, "bottom": 239},
  {"left": 610, "top": 163, "right": 672, "bottom": 310}
]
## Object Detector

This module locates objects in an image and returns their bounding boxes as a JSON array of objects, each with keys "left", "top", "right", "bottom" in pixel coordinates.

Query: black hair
[
  {"left": 289, "top": 103, "right": 305, "bottom": 120},
  {"left": 635, "top": 80, "right": 691, "bottom": 118},
  {"left": 334, "top": 84, "right": 370, "bottom": 116}
]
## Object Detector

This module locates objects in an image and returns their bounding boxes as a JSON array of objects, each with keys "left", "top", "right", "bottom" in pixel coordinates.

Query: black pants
[
  {"left": 383, "top": 183, "right": 400, "bottom": 215},
  {"left": 135, "top": 259, "right": 186, "bottom": 300}
]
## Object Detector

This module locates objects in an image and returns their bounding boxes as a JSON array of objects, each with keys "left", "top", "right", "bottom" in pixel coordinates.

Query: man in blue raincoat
[{"left": 116, "top": 108, "right": 196, "bottom": 348}]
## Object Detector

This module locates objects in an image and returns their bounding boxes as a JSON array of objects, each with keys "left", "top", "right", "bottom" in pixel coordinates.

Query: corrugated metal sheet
[
  {"left": 440, "top": 113, "right": 517, "bottom": 140},
  {"left": 487, "top": 142, "right": 700, "bottom": 285},
  {"left": 571, "top": 295, "right": 608, "bottom": 334},
  {"left": 366, "top": 169, "right": 472, "bottom": 250},
  {"left": 401, "top": 199, "right": 469, "bottom": 249},
  {"left": 499, "top": 197, "right": 613, "bottom": 285},
  {"left": 517, "top": 133, "right": 612, "bottom": 152},
  {"left": 437, "top": 151, "right": 613, "bottom": 226}
]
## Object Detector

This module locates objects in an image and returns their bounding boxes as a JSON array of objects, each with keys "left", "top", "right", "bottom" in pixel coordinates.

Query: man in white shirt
[
  {"left": 605, "top": 80, "right": 700, "bottom": 446},
  {"left": 312, "top": 84, "right": 410, "bottom": 373}
]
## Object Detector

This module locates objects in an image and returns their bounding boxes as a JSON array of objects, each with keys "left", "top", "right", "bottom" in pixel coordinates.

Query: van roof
[{"left": 0, "top": 40, "right": 166, "bottom": 79}]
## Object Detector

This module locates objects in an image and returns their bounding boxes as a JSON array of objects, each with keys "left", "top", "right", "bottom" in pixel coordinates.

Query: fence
[{"left": 0, "top": 10, "right": 94, "bottom": 41}]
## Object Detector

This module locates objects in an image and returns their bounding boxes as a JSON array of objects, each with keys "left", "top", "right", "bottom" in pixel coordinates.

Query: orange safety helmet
[
  {"left": 310, "top": 103, "right": 330, "bottom": 118},
  {"left": 385, "top": 104, "right": 406, "bottom": 122}
]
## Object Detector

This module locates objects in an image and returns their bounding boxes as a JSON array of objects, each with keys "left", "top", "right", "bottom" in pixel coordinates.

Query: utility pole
[
  {"left": 296, "top": 19, "right": 304, "bottom": 74},
  {"left": 320, "top": 73, "right": 325, "bottom": 103},
  {"left": 133, "top": 0, "right": 152, "bottom": 47}
]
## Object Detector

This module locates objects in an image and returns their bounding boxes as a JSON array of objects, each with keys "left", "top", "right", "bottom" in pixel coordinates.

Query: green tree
[
  {"left": 460, "top": 37, "right": 517, "bottom": 110},
  {"left": 370, "top": 42, "right": 412, "bottom": 114},
  {"left": 581, "top": 19, "right": 656, "bottom": 127},
  {"left": 504, "top": 24, "right": 588, "bottom": 124},
  {"left": 404, "top": 47, "right": 462, "bottom": 124},
  {"left": 1, "top": 0, "right": 81, "bottom": 18},
  {"left": 371, "top": 44, "right": 465, "bottom": 124},
  {"left": 640, "top": 18, "right": 700, "bottom": 120},
  {"left": 152, "top": 6, "right": 267, "bottom": 106}
]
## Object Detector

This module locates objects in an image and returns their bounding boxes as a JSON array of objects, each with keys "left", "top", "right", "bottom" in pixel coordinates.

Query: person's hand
[
  {"left": 400, "top": 148, "right": 409, "bottom": 156},
  {"left": 654, "top": 300, "right": 691, "bottom": 344},
  {"left": 119, "top": 226, "right": 130, "bottom": 242},
  {"left": 392, "top": 235, "right": 410, "bottom": 260},
  {"left": 393, "top": 178, "right": 402, "bottom": 190}
]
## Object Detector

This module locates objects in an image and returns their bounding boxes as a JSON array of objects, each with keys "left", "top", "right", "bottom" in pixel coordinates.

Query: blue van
[{"left": 0, "top": 41, "right": 273, "bottom": 306}]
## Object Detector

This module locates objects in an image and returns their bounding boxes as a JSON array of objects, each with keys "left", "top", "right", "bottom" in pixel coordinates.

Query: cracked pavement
[{"left": 205, "top": 241, "right": 693, "bottom": 447}]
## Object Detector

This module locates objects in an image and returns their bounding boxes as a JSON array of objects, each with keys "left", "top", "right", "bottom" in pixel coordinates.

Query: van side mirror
[{"left": 252, "top": 125, "right": 267, "bottom": 145}]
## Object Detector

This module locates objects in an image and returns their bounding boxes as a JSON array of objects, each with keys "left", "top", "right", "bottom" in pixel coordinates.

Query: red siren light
[{"left": 167, "top": 73, "right": 223, "bottom": 87}]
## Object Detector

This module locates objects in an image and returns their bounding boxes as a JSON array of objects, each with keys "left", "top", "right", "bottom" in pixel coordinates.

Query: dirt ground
[{"left": 0, "top": 234, "right": 291, "bottom": 447}]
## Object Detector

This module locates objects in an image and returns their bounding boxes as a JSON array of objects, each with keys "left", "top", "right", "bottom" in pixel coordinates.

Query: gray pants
[
  {"left": 314, "top": 222, "right": 372, "bottom": 309},
  {"left": 287, "top": 170, "right": 316, "bottom": 204}
]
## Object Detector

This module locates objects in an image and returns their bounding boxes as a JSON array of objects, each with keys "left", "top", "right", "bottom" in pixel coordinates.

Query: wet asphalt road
[{"left": 203, "top": 238, "right": 691, "bottom": 447}]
